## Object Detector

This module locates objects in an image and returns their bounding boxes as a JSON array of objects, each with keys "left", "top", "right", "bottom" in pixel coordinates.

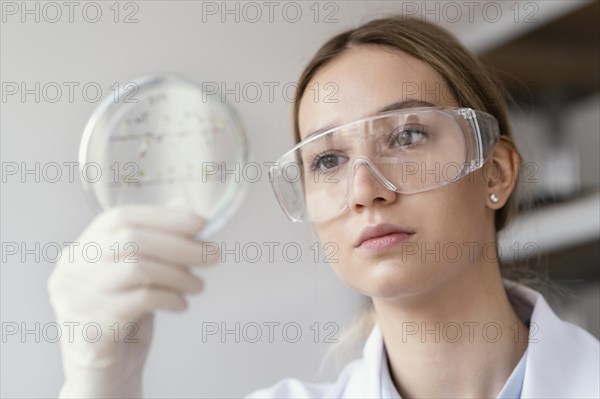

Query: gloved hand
[{"left": 47, "top": 204, "right": 219, "bottom": 398}]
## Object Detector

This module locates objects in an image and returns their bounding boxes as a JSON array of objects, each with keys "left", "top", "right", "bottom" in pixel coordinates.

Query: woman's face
[{"left": 297, "top": 45, "right": 495, "bottom": 301}]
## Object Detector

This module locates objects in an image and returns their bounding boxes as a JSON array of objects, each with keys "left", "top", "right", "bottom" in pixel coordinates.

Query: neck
[{"left": 373, "top": 262, "right": 529, "bottom": 398}]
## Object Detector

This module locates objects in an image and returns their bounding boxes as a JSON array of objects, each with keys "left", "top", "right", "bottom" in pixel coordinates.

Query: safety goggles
[{"left": 269, "top": 106, "right": 500, "bottom": 223}]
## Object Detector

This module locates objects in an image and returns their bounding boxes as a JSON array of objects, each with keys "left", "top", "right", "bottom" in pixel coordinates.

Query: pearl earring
[{"left": 490, "top": 193, "right": 499, "bottom": 204}]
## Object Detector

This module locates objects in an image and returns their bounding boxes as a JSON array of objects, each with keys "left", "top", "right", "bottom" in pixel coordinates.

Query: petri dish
[{"left": 79, "top": 73, "right": 249, "bottom": 238}]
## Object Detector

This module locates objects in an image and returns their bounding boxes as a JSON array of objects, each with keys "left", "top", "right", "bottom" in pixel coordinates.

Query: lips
[{"left": 354, "top": 223, "right": 415, "bottom": 248}]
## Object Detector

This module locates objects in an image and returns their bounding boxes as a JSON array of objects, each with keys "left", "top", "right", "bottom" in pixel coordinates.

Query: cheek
[
  {"left": 312, "top": 222, "right": 350, "bottom": 262},
  {"left": 414, "top": 173, "right": 489, "bottom": 246},
  {"left": 312, "top": 222, "right": 366, "bottom": 289}
]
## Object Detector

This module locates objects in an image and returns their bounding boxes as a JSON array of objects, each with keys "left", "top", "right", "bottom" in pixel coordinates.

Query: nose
[{"left": 348, "top": 158, "right": 397, "bottom": 213}]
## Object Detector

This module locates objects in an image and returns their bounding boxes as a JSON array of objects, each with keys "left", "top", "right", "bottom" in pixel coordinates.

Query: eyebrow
[{"left": 302, "top": 99, "right": 436, "bottom": 141}]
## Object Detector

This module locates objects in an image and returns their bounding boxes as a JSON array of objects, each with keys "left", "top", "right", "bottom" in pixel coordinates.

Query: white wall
[{"left": 1, "top": 1, "right": 596, "bottom": 397}]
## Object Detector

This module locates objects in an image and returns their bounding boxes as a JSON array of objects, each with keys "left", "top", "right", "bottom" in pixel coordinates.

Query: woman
[{"left": 48, "top": 16, "right": 599, "bottom": 398}]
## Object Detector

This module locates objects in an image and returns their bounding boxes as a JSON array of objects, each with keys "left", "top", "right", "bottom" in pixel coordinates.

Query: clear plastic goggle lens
[{"left": 270, "top": 107, "right": 499, "bottom": 223}]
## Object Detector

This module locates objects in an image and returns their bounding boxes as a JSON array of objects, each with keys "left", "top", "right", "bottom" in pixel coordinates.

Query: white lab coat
[{"left": 246, "top": 279, "right": 600, "bottom": 398}]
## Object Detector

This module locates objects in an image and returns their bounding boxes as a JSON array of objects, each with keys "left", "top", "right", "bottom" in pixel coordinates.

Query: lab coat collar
[
  {"left": 353, "top": 279, "right": 599, "bottom": 398},
  {"left": 503, "top": 279, "right": 600, "bottom": 398}
]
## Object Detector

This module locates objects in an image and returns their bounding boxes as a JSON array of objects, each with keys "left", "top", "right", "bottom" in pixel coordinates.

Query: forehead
[{"left": 297, "top": 45, "right": 458, "bottom": 141}]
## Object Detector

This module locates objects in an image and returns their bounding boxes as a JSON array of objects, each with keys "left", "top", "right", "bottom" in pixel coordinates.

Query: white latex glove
[{"left": 47, "top": 204, "right": 219, "bottom": 398}]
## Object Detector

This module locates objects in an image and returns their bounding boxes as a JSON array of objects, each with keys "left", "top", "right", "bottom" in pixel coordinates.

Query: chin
[{"left": 334, "top": 255, "right": 441, "bottom": 300}]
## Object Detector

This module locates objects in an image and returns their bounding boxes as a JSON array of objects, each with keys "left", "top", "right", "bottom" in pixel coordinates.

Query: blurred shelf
[
  {"left": 544, "top": 239, "right": 600, "bottom": 282},
  {"left": 499, "top": 190, "right": 600, "bottom": 261},
  {"left": 480, "top": 1, "right": 600, "bottom": 104}
]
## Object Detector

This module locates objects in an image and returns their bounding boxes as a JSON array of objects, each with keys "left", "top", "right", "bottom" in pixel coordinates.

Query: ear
[{"left": 483, "top": 135, "right": 520, "bottom": 209}]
